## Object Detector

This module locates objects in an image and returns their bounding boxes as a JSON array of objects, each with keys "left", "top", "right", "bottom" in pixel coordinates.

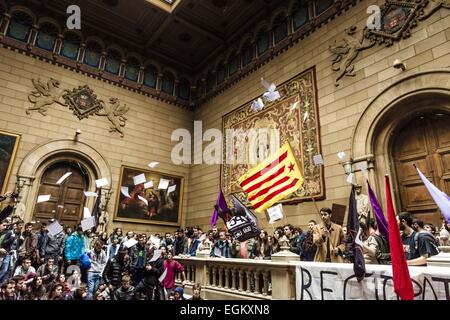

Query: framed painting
[
  {"left": 113, "top": 165, "right": 184, "bottom": 226},
  {"left": 0, "top": 130, "right": 21, "bottom": 195}
]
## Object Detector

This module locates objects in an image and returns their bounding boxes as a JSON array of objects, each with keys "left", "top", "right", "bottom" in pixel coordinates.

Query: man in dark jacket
[
  {"left": 0, "top": 220, "right": 15, "bottom": 284},
  {"left": 114, "top": 275, "right": 135, "bottom": 300},
  {"left": 130, "top": 234, "right": 147, "bottom": 286},
  {"left": 284, "top": 224, "right": 301, "bottom": 255},
  {"left": 135, "top": 249, "right": 164, "bottom": 300},
  {"left": 20, "top": 223, "right": 38, "bottom": 266},
  {"left": 103, "top": 248, "right": 130, "bottom": 290},
  {"left": 173, "top": 229, "right": 187, "bottom": 256}
]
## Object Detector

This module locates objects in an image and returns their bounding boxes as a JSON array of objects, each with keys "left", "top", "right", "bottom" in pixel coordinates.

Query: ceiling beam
[
  {"left": 145, "top": 15, "right": 174, "bottom": 47},
  {"left": 173, "top": 15, "right": 224, "bottom": 44}
]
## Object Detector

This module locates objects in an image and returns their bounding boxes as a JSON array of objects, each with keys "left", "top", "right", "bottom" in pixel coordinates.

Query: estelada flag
[{"left": 238, "top": 141, "right": 304, "bottom": 213}]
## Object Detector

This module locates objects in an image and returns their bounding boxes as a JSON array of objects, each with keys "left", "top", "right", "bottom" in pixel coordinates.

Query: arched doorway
[
  {"left": 391, "top": 112, "right": 450, "bottom": 227},
  {"left": 33, "top": 160, "right": 89, "bottom": 227}
]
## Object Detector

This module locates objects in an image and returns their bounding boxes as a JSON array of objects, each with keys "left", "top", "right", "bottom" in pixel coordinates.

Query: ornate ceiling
[{"left": 33, "top": 0, "right": 283, "bottom": 71}]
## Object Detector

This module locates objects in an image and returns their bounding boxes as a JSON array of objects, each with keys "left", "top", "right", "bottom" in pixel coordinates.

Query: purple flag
[
  {"left": 367, "top": 181, "right": 389, "bottom": 240},
  {"left": 211, "top": 188, "right": 228, "bottom": 227}
]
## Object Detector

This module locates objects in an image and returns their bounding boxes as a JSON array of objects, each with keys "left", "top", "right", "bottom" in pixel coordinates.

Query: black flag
[
  {"left": 226, "top": 194, "right": 260, "bottom": 242},
  {"left": 346, "top": 186, "right": 366, "bottom": 282},
  {"left": 92, "top": 188, "right": 102, "bottom": 227}
]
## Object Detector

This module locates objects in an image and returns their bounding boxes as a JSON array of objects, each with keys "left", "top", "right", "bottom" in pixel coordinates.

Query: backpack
[
  {"left": 415, "top": 232, "right": 439, "bottom": 257},
  {"left": 80, "top": 253, "right": 92, "bottom": 269}
]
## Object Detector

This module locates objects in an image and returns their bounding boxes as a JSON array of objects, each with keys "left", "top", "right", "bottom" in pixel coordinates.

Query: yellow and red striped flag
[{"left": 238, "top": 142, "right": 304, "bottom": 213}]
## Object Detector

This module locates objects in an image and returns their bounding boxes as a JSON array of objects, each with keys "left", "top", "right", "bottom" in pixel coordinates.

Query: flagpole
[{"left": 311, "top": 196, "right": 321, "bottom": 219}]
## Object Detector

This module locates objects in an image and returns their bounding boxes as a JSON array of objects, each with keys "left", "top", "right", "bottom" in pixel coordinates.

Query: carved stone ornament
[
  {"left": 27, "top": 78, "right": 129, "bottom": 137},
  {"left": 330, "top": 0, "right": 449, "bottom": 85}
]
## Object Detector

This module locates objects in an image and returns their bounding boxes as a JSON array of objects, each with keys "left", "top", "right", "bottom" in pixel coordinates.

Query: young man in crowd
[
  {"left": 210, "top": 230, "right": 231, "bottom": 258},
  {"left": 188, "top": 283, "right": 203, "bottom": 300},
  {"left": 114, "top": 275, "right": 135, "bottom": 300},
  {"left": 162, "top": 250, "right": 186, "bottom": 299},
  {"left": 103, "top": 248, "right": 130, "bottom": 290},
  {"left": 135, "top": 248, "right": 164, "bottom": 300},
  {"left": 13, "top": 258, "right": 36, "bottom": 280},
  {"left": 0, "top": 280, "right": 17, "bottom": 300},
  {"left": 87, "top": 240, "right": 107, "bottom": 298},
  {"left": 0, "top": 219, "right": 14, "bottom": 284},
  {"left": 313, "top": 208, "right": 346, "bottom": 262},
  {"left": 36, "top": 257, "right": 58, "bottom": 287},
  {"left": 64, "top": 226, "right": 85, "bottom": 266},
  {"left": 20, "top": 223, "right": 38, "bottom": 267},
  {"left": 407, "top": 217, "right": 440, "bottom": 266},
  {"left": 173, "top": 228, "right": 187, "bottom": 256},
  {"left": 130, "top": 234, "right": 147, "bottom": 286},
  {"left": 299, "top": 220, "right": 317, "bottom": 261},
  {"left": 283, "top": 224, "right": 301, "bottom": 255}
]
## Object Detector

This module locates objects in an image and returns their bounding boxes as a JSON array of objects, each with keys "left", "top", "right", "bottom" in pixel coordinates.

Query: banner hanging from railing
[{"left": 295, "top": 262, "right": 450, "bottom": 300}]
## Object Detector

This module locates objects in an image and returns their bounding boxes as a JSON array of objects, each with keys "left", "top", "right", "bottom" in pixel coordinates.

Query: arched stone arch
[
  {"left": 16, "top": 139, "right": 112, "bottom": 222},
  {"left": 9, "top": 5, "right": 37, "bottom": 24},
  {"left": 351, "top": 69, "right": 450, "bottom": 209},
  {"left": 37, "top": 17, "right": 62, "bottom": 34}
]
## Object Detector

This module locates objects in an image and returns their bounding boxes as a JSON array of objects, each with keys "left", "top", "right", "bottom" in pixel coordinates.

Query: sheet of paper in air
[
  {"left": 346, "top": 173, "right": 354, "bottom": 184},
  {"left": 37, "top": 195, "right": 51, "bottom": 203},
  {"left": 261, "top": 78, "right": 281, "bottom": 101},
  {"left": 148, "top": 162, "right": 159, "bottom": 169},
  {"left": 313, "top": 154, "right": 324, "bottom": 166},
  {"left": 83, "top": 207, "right": 91, "bottom": 219},
  {"left": 144, "top": 181, "right": 154, "bottom": 189},
  {"left": 123, "top": 238, "right": 138, "bottom": 248},
  {"left": 56, "top": 172, "right": 72, "bottom": 185},
  {"left": 267, "top": 204, "right": 284, "bottom": 224},
  {"left": 121, "top": 186, "right": 131, "bottom": 198},
  {"left": 149, "top": 250, "right": 162, "bottom": 262},
  {"left": 81, "top": 216, "right": 95, "bottom": 231},
  {"left": 167, "top": 185, "right": 176, "bottom": 194},
  {"left": 138, "top": 195, "right": 148, "bottom": 206},
  {"left": 251, "top": 98, "right": 264, "bottom": 112},
  {"left": 95, "top": 178, "right": 108, "bottom": 188},
  {"left": 158, "top": 268, "right": 168, "bottom": 282},
  {"left": 133, "top": 173, "right": 146, "bottom": 185},
  {"left": 84, "top": 191, "right": 98, "bottom": 197},
  {"left": 337, "top": 151, "right": 346, "bottom": 160},
  {"left": 214, "top": 247, "right": 222, "bottom": 257},
  {"left": 150, "top": 235, "right": 161, "bottom": 248},
  {"left": 158, "top": 178, "right": 170, "bottom": 190},
  {"left": 47, "top": 221, "right": 63, "bottom": 236}
]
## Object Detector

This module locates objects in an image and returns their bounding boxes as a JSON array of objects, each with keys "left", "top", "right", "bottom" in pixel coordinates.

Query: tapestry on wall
[{"left": 221, "top": 67, "right": 324, "bottom": 207}]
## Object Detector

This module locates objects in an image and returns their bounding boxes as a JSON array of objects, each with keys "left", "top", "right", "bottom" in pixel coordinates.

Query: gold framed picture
[
  {"left": 113, "top": 165, "right": 184, "bottom": 226},
  {"left": 0, "top": 130, "right": 21, "bottom": 195}
]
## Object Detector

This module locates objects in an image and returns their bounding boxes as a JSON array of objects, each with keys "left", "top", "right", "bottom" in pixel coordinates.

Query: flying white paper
[
  {"left": 148, "top": 162, "right": 160, "bottom": 169},
  {"left": 133, "top": 173, "right": 146, "bottom": 185},
  {"left": 313, "top": 154, "right": 324, "bottom": 166},
  {"left": 83, "top": 207, "right": 91, "bottom": 219},
  {"left": 138, "top": 195, "right": 148, "bottom": 206},
  {"left": 56, "top": 172, "right": 72, "bottom": 185},
  {"left": 81, "top": 216, "right": 95, "bottom": 231},
  {"left": 144, "top": 181, "right": 154, "bottom": 189},
  {"left": 167, "top": 185, "right": 176, "bottom": 194},
  {"left": 149, "top": 250, "right": 162, "bottom": 262},
  {"left": 95, "top": 178, "right": 109, "bottom": 188},
  {"left": 251, "top": 98, "right": 264, "bottom": 112},
  {"left": 337, "top": 151, "right": 346, "bottom": 160},
  {"left": 346, "top": 173, "right": 354, "bottom": 184},
  {"left": 158, "top": 179, "right": 170, "bottom": 190},
  {"left": 121, "top": 186, "right": 131, "bottom": 198},
  {"left": 84, "top": 191, "right": 98, "bottom": 197},
  {"left": 267, "top": 204, "right": 284, "bottom": 224},
  {"left": 47, "top": 221, "right": 63, "bottom": 237},
  {"left": 158, "top": 268, "right": 168, "bottom": 282},
  {"left": 261, "top": 78, "right": 281, "bottom": 101},
  {"left": 150, "top": 235, "right": 161, "bottom": 248},
  {"left": 123, "top": 238, "right": 138, "bottom": 248},
  {"left": 37, "top": 195, "right": 51, "bottom": 203}
]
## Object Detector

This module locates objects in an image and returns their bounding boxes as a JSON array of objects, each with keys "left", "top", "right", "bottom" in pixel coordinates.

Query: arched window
[
  {"left": 228, "top": 51, "right": 239, "bottom": 76},
  {"left": 125, "top": 56, "right": 140, "bottom": 82},
  {"left": 315, "top": 0, "right": 334, "bottom": 15},
  {"left": 216, "top": 62, "right": 226, "bottom": 85},
  {"left": 36, "top": 22, "right": 58, "bottom": 51},
  {"left": 143, "top": 65, "right": 157, "bottom": 88},
  {"left": 206, "top": 72, "right": 215, "bottom": 93},
  {"left": 196, "top": 79, "right": 204, "bottom": 99},
  {"left": 105, "top": 49, "right": 122, "bottom": 75},
  {"left": 256, "top": 27, "right": 270, "bottom": 56},
  {"left": 177, "top": 78, "right": 191, "bottom": 101},
  {"left": 60, "top": 32, "right": 81, "bottom": 60},
  {"left": 161, "top": 72, "right": 175, "bottom": 95},
  {"left": 273, "top": 14, "right": 288, "bottom": 44},
  {"left": 241, "top": 40, "right": 253, "bottom": 67},
  {"left": 83, "top": 41, "right": 102, "bottom": 68},
  {"left": 292, "top": 1, "right": 309, "bottom": 31},
  {"left": 7, "top": 11, "right": 33, "bottom": 42}
]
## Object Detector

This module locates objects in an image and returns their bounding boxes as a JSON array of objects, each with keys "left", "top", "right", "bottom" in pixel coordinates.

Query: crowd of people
[{"left": 0, "top": 204, "right": 448, "bottom": 300}]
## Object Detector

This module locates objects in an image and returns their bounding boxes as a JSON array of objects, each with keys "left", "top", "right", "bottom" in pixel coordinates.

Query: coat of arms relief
[
  {"left": 27, "top": 78, "right": 129, "bottom": 137},
  {"left": 329, "top": 0, "right": 449, "bottom": 86}
]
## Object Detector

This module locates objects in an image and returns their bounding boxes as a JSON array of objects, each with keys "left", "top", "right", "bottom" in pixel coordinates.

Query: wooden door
[
  {"left": 392, "top": 113, "right": 450, "bottom": 227},
  {"left": 33, "top": 161, "right": 88, "bottom": 227}
]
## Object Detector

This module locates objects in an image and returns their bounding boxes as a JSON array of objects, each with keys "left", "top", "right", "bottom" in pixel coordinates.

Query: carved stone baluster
[
  {"left": 238, "top": 269, "right": 244, "bottom": 292},
  {"left": 218, "top": 267, "right": 223, "bottom": 288},
  {"left": 254, "top": 270, "right": 261, "bottom": 294},
  {"left": 211, "top": 267, "right": 217, "bottom": 287},
  {"left": 231, "top": 269, "right": 237, "bottom": 290},
  {"left": 245, "top": 269, "right": 251, "bottom": 293},
  {"left": 206, "top": 267, "right": 211, "bottom": 286}
]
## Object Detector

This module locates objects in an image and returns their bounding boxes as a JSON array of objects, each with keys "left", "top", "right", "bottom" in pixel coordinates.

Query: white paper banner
[
  {"left": 81, "top": 216, "right": 95, "bottom": 231},
  {"left": 37, "top": 195, "right": 51, "bottom": 203},
  {"left": 295, "top": 262, "right": 450, "bottom": 300},
  {"left": 56, "top": 172, "right": 72, "bottom": 184}
]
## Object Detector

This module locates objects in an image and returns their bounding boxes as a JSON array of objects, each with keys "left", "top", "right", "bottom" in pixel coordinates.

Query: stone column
[
  {"left": 427, "top": 246, "right": 450, "bottom": 267},
  {"left": 270, "top": 241, "right": 299, "bottom": 300}
]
